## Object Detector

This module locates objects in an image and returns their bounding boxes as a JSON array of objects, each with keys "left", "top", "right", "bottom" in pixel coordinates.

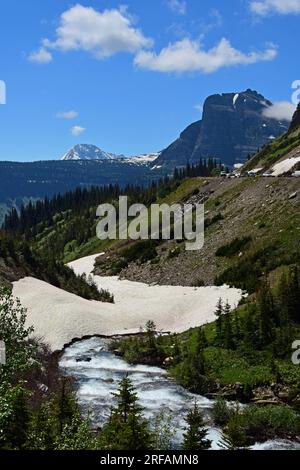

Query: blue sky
[{"left": 0, "top": 0, "right": 299, "bottom": 161}]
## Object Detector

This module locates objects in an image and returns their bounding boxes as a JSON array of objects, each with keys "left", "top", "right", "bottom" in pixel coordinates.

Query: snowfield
[
  {"left": 270, "top": 154, "right": 300, "bottom": 176},
  {"left": 12, "top": 254, "right": 243, "bottom": 351}
]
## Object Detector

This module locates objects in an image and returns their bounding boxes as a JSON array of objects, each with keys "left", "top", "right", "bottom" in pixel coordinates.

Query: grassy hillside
[
  {"left": 94, "top": 176, "right": 299, "bottom": 294},
  {"left": 9, "top": 172, "right": 298, "bottom": 295},
  {"left": 243, "top": 126, "right": 300, "bottom": 173}
]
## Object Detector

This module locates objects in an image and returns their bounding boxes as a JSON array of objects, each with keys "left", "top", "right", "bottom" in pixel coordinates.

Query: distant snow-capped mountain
[
  {"left": 127, "top": 152, "right": 160, "bottom": 164},
  {"left": 60, "top": 144, "right": 160, "bottom": 165},
  {"left": 61, "top": 144, "right": 124, "bottom": 161}
]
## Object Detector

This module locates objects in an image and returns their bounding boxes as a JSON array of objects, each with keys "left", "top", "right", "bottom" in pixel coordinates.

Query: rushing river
[{"left": 59, "top": 337, "right": 300, "bottom": 451}]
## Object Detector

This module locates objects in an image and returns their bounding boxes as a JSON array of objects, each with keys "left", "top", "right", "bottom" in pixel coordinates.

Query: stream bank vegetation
[{"left": 111, "top": 265, "right": 300, "bottom": 446}]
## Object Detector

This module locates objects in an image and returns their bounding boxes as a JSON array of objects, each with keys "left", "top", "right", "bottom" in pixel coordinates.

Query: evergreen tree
[
  {"left": 172, "top": 335, "right": 182, "bottom": 365},
  {"left": 287, "top": 266, "right": 300, "bottom": 323},
  {"left": 257, "top": 280, "right": 276, "bottom": 347},
  {"left": 27, "top": 401, "right": 57, "bottom": 450},
  {"left": 214, "top": 298, "right": 224, "bottom": 345},
  {"left": 3, "top": 386, "right": 31, "bottom": 450},
  {"left": 100, "top": 375, "right": 154, "bottom": 450},
  {"left": 183, "top": 402, "right": 211, "bottom": 450},
  {"left": 56, "top": 379, "right": 78, "bottom": 434},
  {"left": 276, "top": 272, "right": 290, "bottom": 325},
  {"left": 220, "top": 415, "right": 248, "bottom": 450},
  {"left": 223, "top": 302, "right": 235, "bottom": 350},
  {"left": 145, "top": 320, "right": 157, "bottom": 351},
  {"left": 243, "top": 303, "right": 260, "bottom": 348}
]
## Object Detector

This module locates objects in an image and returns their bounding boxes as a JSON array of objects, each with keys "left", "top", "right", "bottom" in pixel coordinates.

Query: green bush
[
  {"left": 121, "top": 240, "right": 158, "bottom": 264},
  {"left": 216, "top": 236, "right": 252, "bottom": 258},
  {"left": 212, "top": 399, "right": 233, "bottom": 426},
  {"left": 235, "top": 405, "right": 300, "bottom": 441}
]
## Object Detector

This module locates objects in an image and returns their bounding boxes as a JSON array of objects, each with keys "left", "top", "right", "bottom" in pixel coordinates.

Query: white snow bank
[
  {"left": 233, "top": 93, "right": 239, "bottom": 107},
  {"left": 13, "top": 254, "right": 243, "bottom": 351},
  {"left": 270, "top": 155, "right": 300, "bottom": 176}
]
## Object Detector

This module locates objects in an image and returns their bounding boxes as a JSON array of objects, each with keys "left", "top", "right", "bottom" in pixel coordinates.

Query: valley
[
  {"left": 12, "top": 253, "right": 242, "bottom": 351},
  {"left": 1, "top": 93, "right": 300, "bottom": 454}
]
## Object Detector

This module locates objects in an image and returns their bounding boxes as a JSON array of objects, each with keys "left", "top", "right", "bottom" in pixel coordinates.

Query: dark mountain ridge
[
  {"left": 290, "top": 102, "right": 300, "bottom": 131},
  {"left": 156, "top": 89, "right": 289, "bottom": 169},
  {"left": 0, "top": 159, "right": 152, "bottom": 223}
]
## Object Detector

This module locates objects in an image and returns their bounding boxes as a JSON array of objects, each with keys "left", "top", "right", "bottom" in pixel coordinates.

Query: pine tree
[
  {"left": 172, "top": 335, "right": 181, "bottom": 365},
  {"left": 183, "top": 402, "right": 211, "bottom": 450},
  {"left": 184, "top": 327, "right": 208, "bottom": 393},
  {"left": 276, "top": 272, "right": 290, "bottom": 326},
  {"left": 197, "top": 327, "right": 208, "bottom": 349},
  {"left": 214, "top": 298, "right": 224, "bottom": 346},
  {"left": 243, "top": 303, "right": 259, "bottom": 348},
  {"left": 257, "top": 280, "right": 276, "bottom": 347},
  {"left": 287, "top": 266, "right": 300, "bottom": 323},
  {"left": 223, "top": 302, "right": 235, "bottom": 350},
  {"left": 145, "top": 320, "right": 157, "bottom": 351},
  {"left": 28, "top": 401, "right": 57, "bottom": 450},
  {"left": 100, "top": 375, "right": 154, "bottom": 450},
  {"left": 56, "top": 379, "right": 78, "bottom": 434},
  {"left": 220, "top": 415, "right": 248, "bottom": 450},
  {"left": 5, "top": 386, "right": 31, "bottom": 450},
  {"left": 232, "top": 311, "right": 242, "bottom": 345}
]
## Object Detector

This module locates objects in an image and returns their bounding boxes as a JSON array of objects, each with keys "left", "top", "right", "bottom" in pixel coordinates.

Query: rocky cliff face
[
  {"left": 156, "top": 90, "right": 289, "bottom": 169},
  {"left": 290, "top": 102, "right": 300, "bottom": 131}
]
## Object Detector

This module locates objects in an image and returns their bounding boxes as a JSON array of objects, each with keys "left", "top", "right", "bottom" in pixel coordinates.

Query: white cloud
[
  {"left": 167, "top": 0, "right": 187, "bottom": 15},
  {"left": 71, "top": 125, "right": 86, "bottom": 136},
  {"left": 262, "top": 101, "right": 296, "bottom": 121},
  {"left": 28, "top": 47, "right": 53, "bottom": 64},
  {"left": 134, "top": 38, "right": 277, "bottom": 74},
  {"left": 194, "top": 104, "right": 203, "bottom": 114},
  {"left": 56, "top": 110, "right": 79, "bottom": 120},
  {"left": 250, "top": 0, "right": 300, "bottom": 16},
  {"left": 39, "top": 4, "right": 152, "bottom": 60}
]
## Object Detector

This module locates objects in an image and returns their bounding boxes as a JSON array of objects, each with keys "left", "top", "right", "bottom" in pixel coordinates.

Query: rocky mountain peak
[
  {"left": 290, "top": 102, "right": 300, "bottom": 131},
  {"left": 61, "top": 144, "right": 123, "bottom": 161},
  {"left": 155, "top": 89, "right": 289, "bottom": 169}
]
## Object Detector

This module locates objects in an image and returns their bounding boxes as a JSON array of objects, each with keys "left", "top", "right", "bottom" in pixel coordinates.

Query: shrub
[
  {"left": 212, "top": 399, "right": 233, "bottom": 426},
  {"left": 121, "top": 240, "right": 158, "bottom": 264},
  {"left": 229, "top": 405, "right": 300, "bottom": 443},
  {"left": 167, "top": 246, "right": 181, "bottom": 259},
  {"left": 216, "top": 236, "right": 252, "bottom": 258}
]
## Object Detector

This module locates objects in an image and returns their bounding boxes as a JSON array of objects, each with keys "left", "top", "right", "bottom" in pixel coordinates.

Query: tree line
[
  {"left": 0, "top": 230, "right": 113, "bottom": 302},
  {"left": 3, "top": 159, "right": 221, "bottom": 238}
]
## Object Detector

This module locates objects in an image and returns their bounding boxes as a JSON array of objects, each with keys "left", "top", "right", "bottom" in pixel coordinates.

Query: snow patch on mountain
[
  {"left": 61, "top": 144, "right": 124, "bottom": 161},
  {"left": 60, "top": 145, "right": 160, "bottom": 165},
  {"left": 127, "top": 152, "right": 160, "bottom": 164},
  {"left": 233, "top": 93, "right": 239, "bottom": 107}
]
